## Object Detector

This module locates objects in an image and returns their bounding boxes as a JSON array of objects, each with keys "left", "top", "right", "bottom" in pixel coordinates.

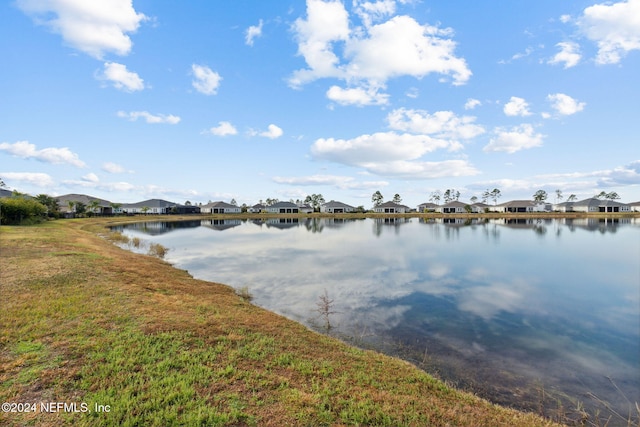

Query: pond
[{"left": 115, "top": 217, "right": 640, "bottom": 423}]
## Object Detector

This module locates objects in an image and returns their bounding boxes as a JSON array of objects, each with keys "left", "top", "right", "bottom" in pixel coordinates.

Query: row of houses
[{"left": 49, "top": 193, "right": 640, "bottom": 216}]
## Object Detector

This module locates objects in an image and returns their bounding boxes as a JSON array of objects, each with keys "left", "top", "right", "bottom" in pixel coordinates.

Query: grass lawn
[{"left": 0, "top": 218, "right": 564, "bottom": 426}]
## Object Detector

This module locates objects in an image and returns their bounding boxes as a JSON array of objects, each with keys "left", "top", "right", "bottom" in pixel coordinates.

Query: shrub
[
  {"left": 148, "top": 243, "right": 169, "bottom": 258},
  {"left": 0, "top": 197, "right": 47, "bottom": 225}
]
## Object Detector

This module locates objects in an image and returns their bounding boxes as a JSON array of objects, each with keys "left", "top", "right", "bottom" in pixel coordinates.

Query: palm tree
[{"left": 88, "top": 200, "right": 101, "bottom": 216}]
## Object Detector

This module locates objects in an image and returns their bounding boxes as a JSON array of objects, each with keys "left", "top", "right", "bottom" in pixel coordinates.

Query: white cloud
[
  {"left": 326, "top": 85, "right": 389, "bottom": 106},
  {"left": 99, "top": 62, "right": 145, "bottom": 92},
  {"left": 0, "top": 172, "right": 54, "bottom": 187},
  {"left": 386, "top": 108, "right": 485, "bottom": 145},
  {"left": 353, "top": 0, "right": 396, "bottom": 27},
  {"left": 259, "top": 124, "right": 284, "bottom": 139},
  {"left": 547, "top": 93, "right": 586, "bottom": 115},
  {"left": 205, "top": 121, "right": 238, "bottom": 136},
  {"left": 596, "top": 160, "right": 640, "bottom": 186},
  {"left": 191, "top": 64, "right": 222, "bottom": 95},
  {"left": 310, "top": 131, "right": 479, "bottom": 179},
  {"left": 0, "top": 140, "right": 86, "bottom": 168},
  {"left": 245, "top": 19, "right": 263, "bottom": 46},
  {"left": 272, "top": 174, "right": 388, "bottom": 190},
  {"left": 548, "top": 41, "right": 582, "bottom": 68},
  {"left": 290, "top": 0, "right": 471, "bottom": 101},
  {"left": 483, "top": 124, "right": 544, "bottom": 154},
  {"left": 82, "top": 173, "right": 99, "bottom": 183},
  {"left": 102, "top": 162, "right": 126, "bottom": 173},
  {"left": 503, "top": 96, "right": 532, "bottom": 117},
  {"left": 117, "top": 110, "right": 181, "bottom": 124},
  {"left": 464, "top": 98, "right": 481, "bottom": 110},
  {"left": 17, "top": 0, "right": 147, "bottom": 59},
  {"left": 578, "top": 0, "right": 640, "bottom": 64}
]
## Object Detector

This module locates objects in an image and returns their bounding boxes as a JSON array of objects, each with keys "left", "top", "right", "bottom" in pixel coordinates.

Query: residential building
[
  {"left": 435, "top": 201, "right": 469, "bottom": 214},
  {"left": 321, "top": 200, "right": 356, "bottom": 213},
  {"left": 417, "top": 202, "right": 438, "bottom": 212},
  {"left": 373, "top": 201, "right": 410, "bottom": 213},
  {"left": 200, "top": 201, "right": 241, "bottom": 214},
  {"left": 266, "top": 201, "right": 299, "bottom": 214}
]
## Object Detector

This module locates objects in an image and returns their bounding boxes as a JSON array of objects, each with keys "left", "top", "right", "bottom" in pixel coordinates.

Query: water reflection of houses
[
  {"left": 560, "top": 217, "right": 630, "bottom": 233},
  {"left": 115, "top": 220, "right": 201, "bottom": 235},
  {"left": 264, "top": 218, "right": 300, "bottom": 229},
  {"left": 200, "top": 219, "right": 242, "bottom": 231}
]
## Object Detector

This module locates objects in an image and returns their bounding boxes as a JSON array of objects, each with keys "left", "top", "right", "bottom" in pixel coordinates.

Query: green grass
[{"left": 0, "top": 219, "right": 567, "bottom": 426}]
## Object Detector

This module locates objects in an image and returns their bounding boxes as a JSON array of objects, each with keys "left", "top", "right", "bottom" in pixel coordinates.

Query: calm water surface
[{"left": 116, "top": 217, "right": 640, "bottom": 421}]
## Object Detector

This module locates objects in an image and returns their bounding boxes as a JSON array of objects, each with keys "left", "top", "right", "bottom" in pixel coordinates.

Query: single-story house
[
  {"left": 321, "top": 200, "right": 355, "bottom": 213},
  {"left": 417, "top": 202, "right": 438, "bottom": 212},
  {"left": 249, "top": 203, "right": 266, "bottom": 213},
  {"left": 495, "top": 200, "right": 548, "bottom": 213},
  {"left": 471, "top": 202, "right": 492, "bottom": 213},
  {"left": 629, "top": 201, "right": 640, "bottom": 212},
  {"left": 266, "top": 201, "right": 299, "bottom": 214},
  {"left": 200, "top": 201, "right": 241, "bottom": 214},
  {"left": 373, "top": 201, "right": 410, "bottom": 213},
  {"left": 121, "top": 199, "right": 200, "bottom": 214},
  {"left": 568, "top": 198, "right": 630, "bottom": 213},
  {"left": 435, "top": 201, "right": 469, "bottom": 214},
  {"left": 56, "top": 193, "right": 114, "bottom": 215},
  {"left": 297, "top": 203, "right": 314, "bottom": 214}
]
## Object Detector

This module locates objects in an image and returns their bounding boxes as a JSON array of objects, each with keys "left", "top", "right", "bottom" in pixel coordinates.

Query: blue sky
[{"left": 1, "top": 0, "right": 639, "bottom": 207}]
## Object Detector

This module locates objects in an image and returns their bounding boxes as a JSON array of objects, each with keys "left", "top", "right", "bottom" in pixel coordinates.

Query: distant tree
[
  {"left": 66, "top": 200, "right": 75, "bottom": 213},
  {"left": 304, "top": 194, "right": 325, "bottom": 212},
  {"left": 470, "top": 196, "right": 478, "bottom": 204},
  {"left": 241, "top": 203, "right": 248, "bottom": 213},
  {"left": 88, "top": 200, "right": 101, "bottom": 216},
  {"left": 74, "top": 202, "right": 86, "bottom": 216},
  {"left": 392, "top": 193, "right": 402, "bottom": 204},
  {"left": 533, "top": 190, "right": 548, "bottom": 203},
  {"left": 141, "top": 206, "right": 150, "bottom": 215},
  {"left": 595, "top": 191, "right": 607, "bottom": 199},
  {"left": 371, "top": 191, "right": 384, "bottom": 207},
  {"left": 567, "top": 194, "right": 577, "bottom": 202},
  {"left": 429, "top": 190, "right": 441, "bottom": 205},
  {"left": 265, "top": 198, "right": 279, "bottom": 206},
  {"left": 605, "top": 191, "right": 620, "bottom": 201},
  {"left": 35, "top": 194, "right": 59, "bottom": 218},
  {"left": 555, "top": 189, "right": 563, "bottom": 204},
  {"left": 185, "top": 200, "right": 192, "bottom": 206},
  {"left": 481, "top": 189, "right": 490, "bottom": 204},
  {"left": 0, "top": 177, "right": 6, "bottom": 188},
  {"left": 230, "top": 198, "right": 237, "bottom": 206},
  {"left": 489, "top": 188, "right": 501, "bottom": 205}
]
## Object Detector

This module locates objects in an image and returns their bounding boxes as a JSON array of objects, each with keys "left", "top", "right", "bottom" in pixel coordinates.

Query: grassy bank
[{"left": 1, "top": 218, "right": 566, "bottom": 426}]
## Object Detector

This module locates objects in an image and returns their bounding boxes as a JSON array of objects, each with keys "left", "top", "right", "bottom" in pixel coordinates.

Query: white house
[
  {"left": 297, "top": 203, "right": 314, "bottom": 214},
  {"left": 373, "top": 201, "right": 410, "bottom": 213},
  {"left": 321, "top": 200, "right": 355, "bottom": 213},
  {"left": 435, "top": 201, "right": 469, "bottom": 214},
  {"left": 471, "top": 202, "right": 491, "bottom": 213},
  {"left": 200, "top": 201, "right": 241, "bottom": 214},
  {"left": 266, "top": 201, "right": 299, "bottom": 214},
  {"left": 495, "top": 200, "right": 548, "bottom": 213},
  {"left": 249, "top": 203, "right": 266, "bottom": 213},
  {"left": 417, "top": 202, "right": 438, "bottom": 212},
  {"left": 568, "top": 198, "right": 630, "bottom": 213}
]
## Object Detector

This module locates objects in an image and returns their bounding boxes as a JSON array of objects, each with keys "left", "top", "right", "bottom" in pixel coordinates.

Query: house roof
[
  {"left": 55, "top": 193, "right": 112, "bottom": 207},
  {"left": 201, "top": 201, "right": 238, "bottom": 209},
  {"left": 417, "top": 202, "right": 438, "bottom": 208},
  {"left": 441, "top": 201, "right": 468, "bottom": 208},
  {"left": 269, "top": 201, "right": 298, "bottom": 208},
  {"left": 121, "top": 199, "right": 179, "bottom": 208},
  {"left": 572, "top": 197, "right": 628, "bottom": 207},
  {"left": 376, "top": 201, "right": 410, "bottom": 209},
  {"left": 322, "top": 200, "right": 355, "bottom": 209},
  {"left": 251, "top": 203, "right": 266, "bottom": 209},
  {"left": 497, "top": 200, "right": 539, "bottom": 207}
]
